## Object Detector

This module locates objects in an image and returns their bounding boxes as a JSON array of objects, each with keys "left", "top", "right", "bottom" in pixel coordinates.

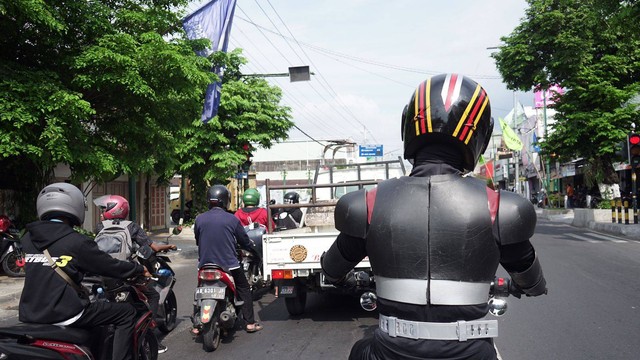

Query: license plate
[
  {"left": 196, "top": 287, "right": 225, "bottom": 300},
  {"left": 279, "top": 286, "right": 294, "bottom": 295}
]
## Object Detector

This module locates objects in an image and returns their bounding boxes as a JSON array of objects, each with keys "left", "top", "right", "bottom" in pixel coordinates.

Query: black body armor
[{"left": 334, "top": 174, "right": 536, "bottom": 306}]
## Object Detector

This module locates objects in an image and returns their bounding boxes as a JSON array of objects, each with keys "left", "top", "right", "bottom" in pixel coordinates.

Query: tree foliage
[
  {"left": 179, "top": 49, "right": 293, "bottom": 212},
  {"left": 1, "top": 1, "right": 294, "bottom": 222},
  {"left": 492, "top": 0, "right": 640, "bottom": 185}
]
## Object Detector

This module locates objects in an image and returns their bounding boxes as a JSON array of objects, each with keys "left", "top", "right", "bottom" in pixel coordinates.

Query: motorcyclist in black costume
[{"left": 321, "top": 73, "right": 547, "bottom": 360}]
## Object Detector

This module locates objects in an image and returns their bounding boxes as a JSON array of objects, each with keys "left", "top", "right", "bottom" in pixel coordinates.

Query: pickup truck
[{"left": 261, "top": 158, "right": 406, "bottom": 316}]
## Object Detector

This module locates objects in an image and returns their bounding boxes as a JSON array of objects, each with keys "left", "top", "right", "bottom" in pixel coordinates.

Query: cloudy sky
[{"left": 188, "top": 0, "right": 532, "bottom": 159}]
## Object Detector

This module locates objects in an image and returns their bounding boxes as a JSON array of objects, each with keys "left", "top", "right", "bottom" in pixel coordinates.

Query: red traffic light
[{"left": 630, "top": 134, "right": 640, "bottom": 145}]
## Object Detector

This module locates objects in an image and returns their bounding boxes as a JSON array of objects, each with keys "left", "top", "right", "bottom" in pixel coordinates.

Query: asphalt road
[{"left": 1, "top": 218, "right": 640, "bottom": 359}]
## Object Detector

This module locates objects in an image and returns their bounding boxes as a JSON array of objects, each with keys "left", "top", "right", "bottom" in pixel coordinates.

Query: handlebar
[{"left": 490, "top": 277, "right": 524, "bottom": 299}]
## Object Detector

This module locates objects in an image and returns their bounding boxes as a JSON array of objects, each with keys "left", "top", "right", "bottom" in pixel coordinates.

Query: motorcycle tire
[
  {"left": 158, "top": 289, "right": 178, "bottom": 334},
  {"left": 138, "top": 330, "right": 159, "bottom": 360},
  {"left": 2, "top": 250, "right": 25, "bottom": 277},
  {"left": 285, "top": 290, "right": 307, "bottom": 316},
  {"left": 202, "top": 317, "right": 221, "bottom": 352}
]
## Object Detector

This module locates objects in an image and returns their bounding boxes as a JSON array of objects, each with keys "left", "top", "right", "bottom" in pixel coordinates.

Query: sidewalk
[{"left": 537, "top": 208, "right": 640, "bottom": 240}]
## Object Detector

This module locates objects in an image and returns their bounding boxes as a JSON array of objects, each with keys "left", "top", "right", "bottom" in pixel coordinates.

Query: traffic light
[{"left": 629, "top": 133, "right": 640, "bottom": 170}]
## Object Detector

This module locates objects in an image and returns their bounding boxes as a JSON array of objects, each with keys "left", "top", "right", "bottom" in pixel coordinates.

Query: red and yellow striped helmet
[{"left": 402, "top": 74, "right": 493, "bottom": 171}]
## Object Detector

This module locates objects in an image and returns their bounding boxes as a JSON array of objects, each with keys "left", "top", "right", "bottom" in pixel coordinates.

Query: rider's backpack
[{"left": 94, "top": 220, "right": 134, "bottom": 261}]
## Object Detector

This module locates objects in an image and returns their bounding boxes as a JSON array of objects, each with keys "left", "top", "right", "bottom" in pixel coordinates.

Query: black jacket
[{"left": 19, "top": 220, "right": 144, "bottom": 324}]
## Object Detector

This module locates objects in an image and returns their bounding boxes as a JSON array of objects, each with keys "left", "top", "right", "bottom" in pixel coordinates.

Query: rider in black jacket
[
  {"left": 19, "top": 183, "right": 150, "bottom": 360},
  {"left": 322, "top": 74, "right": 547, "bottom": 360}
]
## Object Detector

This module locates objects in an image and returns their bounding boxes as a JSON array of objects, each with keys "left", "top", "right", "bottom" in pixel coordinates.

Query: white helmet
[{"left": 37, "top": 183, "right": 87, "bottom": 226}]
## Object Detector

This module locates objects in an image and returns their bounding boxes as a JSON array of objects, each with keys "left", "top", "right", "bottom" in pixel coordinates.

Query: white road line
[
  {"left": 495, "top": 344, "right": 502, "bottom": 360},
  {"left": 584, "top": 232, "right": 627, "bottom": 243},
  {"left": 566, "top": 233, "right": 599, "bottom": 243}
]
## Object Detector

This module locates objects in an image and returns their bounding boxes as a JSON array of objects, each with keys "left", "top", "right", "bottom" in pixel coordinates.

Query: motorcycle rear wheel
[
  {"left": 2, "top": 250, "right": 25, "bottom": 277},
  {"left": 158, "top": 289, "right": 178, "bottom": 333},
  {"left": 138, "top": 330, "right": 158, "bottom": 360},
  {"left": 202, "top": 319, "right": 221, "bottom": 352}
]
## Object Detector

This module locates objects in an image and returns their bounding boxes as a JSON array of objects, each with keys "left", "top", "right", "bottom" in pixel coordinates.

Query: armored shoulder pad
[
  {"left": 497, "top": 191, "right": 537, "bottom": 245},
  {"left": 334, "top": 189, "right": 368, "bottom": 238}
]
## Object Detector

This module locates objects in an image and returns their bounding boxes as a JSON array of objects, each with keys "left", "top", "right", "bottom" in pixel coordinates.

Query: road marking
[
  {"left": 495, "top": 344, "right": 502, "bottom": 359},
  {"left": 566, "top": 233, "right": 600, "bottom": 243},
  {"left": 584, "top": 232, "right": 627, "bottom": 243}
]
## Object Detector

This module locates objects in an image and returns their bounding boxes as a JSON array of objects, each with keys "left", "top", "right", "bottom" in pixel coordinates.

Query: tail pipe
[{"left": 219, "top": 310, "right": 236, "bottom": 328}]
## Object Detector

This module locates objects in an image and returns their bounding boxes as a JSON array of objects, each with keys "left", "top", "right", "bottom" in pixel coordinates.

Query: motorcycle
[
  {"left": 148, "top": 249, "right": 178, "bottom": 334},
  {"left": 0, "top": 273, "right": 158, "bottom": 360},
  {"left": 0, "top": 215, "right": 25, "bottom": 277},
  {"left": 191, "top": 264, "right": 242, "bottom": 352},
  {"left": 241, "top": 223, "right": 270, "bottom": 298}
]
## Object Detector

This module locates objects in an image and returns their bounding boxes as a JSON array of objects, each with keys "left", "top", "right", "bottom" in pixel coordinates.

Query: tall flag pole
[{"left": 183, "top": 0, "right": 237, "bottom": 123}]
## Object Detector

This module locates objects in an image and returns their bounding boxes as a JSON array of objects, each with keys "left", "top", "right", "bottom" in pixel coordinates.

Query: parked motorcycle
[
  {"left": 0, "top": 273, "right": 158, "bottom": 360},
  {"left": 0, "top": 215, "right": 25, "bottom": 277},
  {"left": 191, "top": 264, "right": 242, "bottom": 352}
]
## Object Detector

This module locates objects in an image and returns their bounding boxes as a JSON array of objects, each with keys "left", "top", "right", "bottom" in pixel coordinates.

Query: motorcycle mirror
[
  {"left": 488, "top": 297, "right": 508, "bottom": 316},
  {"left": 269, "top": 199, "right": 276, "bottom": 205},
  {"left": 359, "top": 291, "right": 377, "bottom": 311},
  {"left": 136, "top": 245, "right": 154, "bottom": 260}
]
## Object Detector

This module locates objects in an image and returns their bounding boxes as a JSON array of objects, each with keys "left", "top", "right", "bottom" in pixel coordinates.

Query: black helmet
[
  {"left": 283, "top": 191, "right": 300, "bottom": 204},
  {"left": 36, "top": 182, "right": 87, "bottom": 226},
  {"left": 207, "top": 185, "right": 230, "bottom": 210},
  {"left": 401, "top": 73, "right": 493, "bottom": 171}
]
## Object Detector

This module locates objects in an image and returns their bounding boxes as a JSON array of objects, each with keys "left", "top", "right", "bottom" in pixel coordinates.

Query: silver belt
[{"left": 379, "top": 314, "right": 498, "bottom": 341}]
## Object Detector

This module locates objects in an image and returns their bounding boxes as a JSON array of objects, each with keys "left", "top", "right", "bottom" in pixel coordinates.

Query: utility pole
[
  {"left": 543, "top": 89, "right": 551, "bottom": 195},
  {"left": 513, "top": 91, "right": 520, "bottom": 194}
]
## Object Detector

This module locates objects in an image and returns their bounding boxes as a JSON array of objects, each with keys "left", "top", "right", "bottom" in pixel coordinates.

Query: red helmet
[
  {"left": 93, "top": 195, "right": 129, "bottom": 220},
  {"left": 402, "top": 73, "right": 493, "bottom": 171}
]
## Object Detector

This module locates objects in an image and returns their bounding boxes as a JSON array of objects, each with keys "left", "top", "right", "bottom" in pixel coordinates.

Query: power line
[
  {"left": 235, "top": 5, "right": 372, "bottom": 142},
  {"left": 235, "top": 15, "right": 502, "bottom": 81}
]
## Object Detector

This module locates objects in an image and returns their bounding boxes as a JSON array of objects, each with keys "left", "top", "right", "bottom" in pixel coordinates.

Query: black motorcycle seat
[
  {"left": 200, "top": 263, "right": 226, "bottom": 271},
  {"left": 0, "top": 323, "right": 92, "bottom": 345}
]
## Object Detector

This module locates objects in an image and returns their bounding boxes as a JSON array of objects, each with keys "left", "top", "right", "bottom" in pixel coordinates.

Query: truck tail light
[{"left": 272, "top": 269, "right": 293, "bottom": 279}]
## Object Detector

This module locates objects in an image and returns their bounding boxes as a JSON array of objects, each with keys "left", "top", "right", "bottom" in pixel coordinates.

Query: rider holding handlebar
[
  {"left": 322, "top": 74, "right": 547, "bottom": 360},
  {"left": 19, "top": 183, "right": 151, "bottom": 360}
]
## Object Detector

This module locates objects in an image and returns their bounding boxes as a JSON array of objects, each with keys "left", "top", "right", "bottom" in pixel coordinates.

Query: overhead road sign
[{"left": 359, "top": 145, "right": 383, "bottom": 157}]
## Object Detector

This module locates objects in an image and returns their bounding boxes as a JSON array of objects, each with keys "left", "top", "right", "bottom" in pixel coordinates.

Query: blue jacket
[{"left": 194, "top": 207, "right": 252, "bottom": 271}]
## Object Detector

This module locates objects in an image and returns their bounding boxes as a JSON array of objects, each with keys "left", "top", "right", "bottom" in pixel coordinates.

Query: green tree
[
  {"left": 178, "top": 49, "right": 294, "bottom": 212},
  {"left": 492, "top": 0, "right": 640, "bottom": 189},
  {"left": 0, "top": 0, "right": 214, "bottom": 222}
]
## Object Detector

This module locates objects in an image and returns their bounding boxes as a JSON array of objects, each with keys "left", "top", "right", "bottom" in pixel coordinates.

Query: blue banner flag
[{"left": 183, "top": 0, "right": 237, "bottom": 123}]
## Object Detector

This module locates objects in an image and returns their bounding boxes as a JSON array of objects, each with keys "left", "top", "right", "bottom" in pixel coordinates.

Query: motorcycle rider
[
  {"left": 94, "top": 194, "right": 176, "bottom": 353},
  {"left": 273, "top": 191, "right": 303, "bottom": 230},
  {"left": 19, "top": 183, "right": 152, "bottom": 360},
  {"left": 193, "top": 184, "right": 263, "bottom": 333},
  {"left": 234, "top": 188, "right": 273, "bottom": 228},
  {"left": 321, "top": 74, "right": 547, "bottom": 359}
]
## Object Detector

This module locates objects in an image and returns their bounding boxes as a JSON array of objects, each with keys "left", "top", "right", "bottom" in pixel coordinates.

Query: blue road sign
[{"left": 359, "top": 145, "right": 383, "bottom": 157}]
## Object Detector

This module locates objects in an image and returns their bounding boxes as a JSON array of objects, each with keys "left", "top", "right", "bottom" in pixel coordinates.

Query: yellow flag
[{"left": 499, "top": 118, "right": 523, "bottom": 151}]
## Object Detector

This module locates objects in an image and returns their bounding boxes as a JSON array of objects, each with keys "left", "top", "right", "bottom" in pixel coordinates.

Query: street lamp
[{"left": 242, "top": 65, "right": 313, "bottom": 82}]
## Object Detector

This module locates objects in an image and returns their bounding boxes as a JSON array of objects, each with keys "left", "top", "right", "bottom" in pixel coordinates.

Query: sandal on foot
[{"left": 246, "top": 323, "right": 263, "bottom": 333}]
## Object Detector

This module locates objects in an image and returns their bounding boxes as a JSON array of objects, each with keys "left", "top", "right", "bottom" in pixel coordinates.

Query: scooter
[
  {"left": 0, "top": 244, "right": 160, "bottom": 359},
  {"left": 241, "top": 223, "right": 270, "bottom": 298},
  {"left": 191, "top": 264, "right": 242, "bottom": 352},
  {"left": 149, "top": 248, "right": 178, "bottom": 334},
  {"left": 0, "top": 274, "right": 158, "bottom": 360},
  {"left": 0, "top": 215, "right": 25, "bottom": 277}
]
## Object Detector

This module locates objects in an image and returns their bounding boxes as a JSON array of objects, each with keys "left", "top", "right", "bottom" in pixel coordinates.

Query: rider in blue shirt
[{"left": 194, "top": 185, "right": 263, "bottom": 333}]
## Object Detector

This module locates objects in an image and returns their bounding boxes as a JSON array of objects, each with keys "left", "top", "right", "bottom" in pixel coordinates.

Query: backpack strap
[{"left": 42, "top": 249, "right": 90, "bottom": 298}]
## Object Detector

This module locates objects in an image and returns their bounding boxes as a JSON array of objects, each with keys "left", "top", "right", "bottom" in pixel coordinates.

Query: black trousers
[
  {"left": 349, "top": 329, "right": 497, "bottom": 360},
  {"left": 71, "top": 301, "right": 137, "bottom": 360},
  {"left": 230, "top": 267, "right": 255, "bottom": 324}
]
